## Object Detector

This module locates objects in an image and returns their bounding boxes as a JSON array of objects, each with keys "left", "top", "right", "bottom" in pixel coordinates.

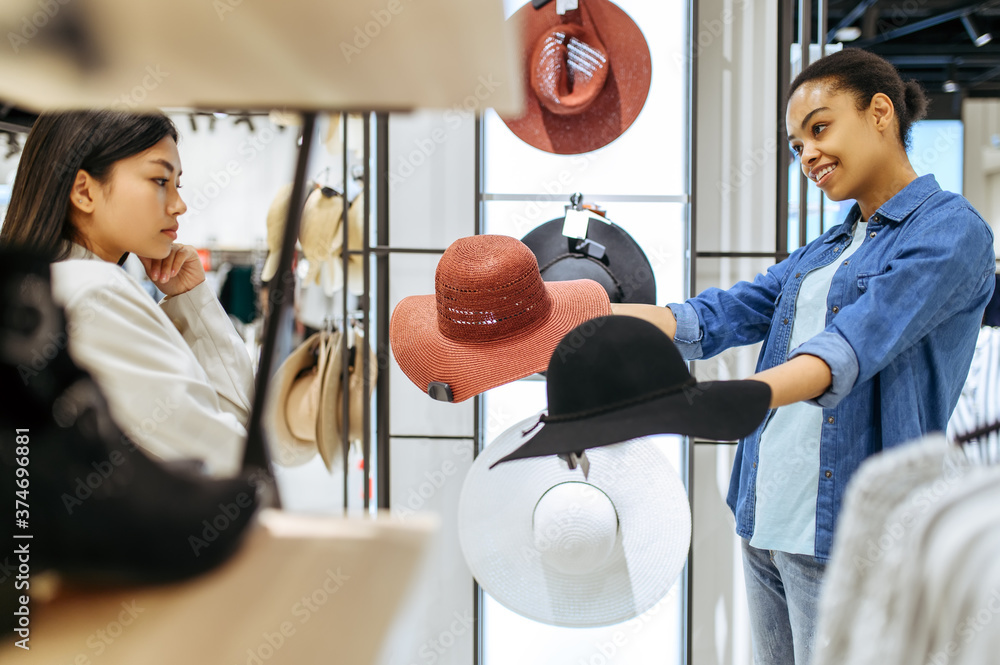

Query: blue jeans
[{"left": 741, "top": 539, "right": 827, "bottom": 665}]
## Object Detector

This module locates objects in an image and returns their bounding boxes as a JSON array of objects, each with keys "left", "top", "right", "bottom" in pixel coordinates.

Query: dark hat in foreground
[
  {"left": 498, "top": 0, "right": 652, "bottom": 154},
  {"left": 493, "top": 315, "right": 771, "bottom": 467},
  {"left": 520, "top": 210, "right": 656, "bottom": 304}
]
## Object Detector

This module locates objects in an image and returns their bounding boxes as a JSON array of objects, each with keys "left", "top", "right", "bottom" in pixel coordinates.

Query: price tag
[
  {"left": 562, "top": 208, "right": 590, "bottom": 239},
  {"left": 556, "top": 0, "right": 578, "bottom": 14}
]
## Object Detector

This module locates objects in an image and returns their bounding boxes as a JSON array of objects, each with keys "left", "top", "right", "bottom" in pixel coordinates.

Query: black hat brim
[{"left": 492, "top": 378, "right": 771, "bottom": 467}]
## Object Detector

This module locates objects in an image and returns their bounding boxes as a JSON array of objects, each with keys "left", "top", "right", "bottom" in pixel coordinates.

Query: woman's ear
[
  {"left": 69, "top": 170, "right": 96, "bottom": 214},
  {"left": 869, "top": 93, "right": 896, "bottom": 135}
]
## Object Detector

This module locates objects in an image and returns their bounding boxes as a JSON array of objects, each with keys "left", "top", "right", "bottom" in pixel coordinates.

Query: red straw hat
[
  {"left": 498, "top": 0, "right": 651, "bottom": 155},
  {"left": 389, "top": 235, "right": 612, "bottom": 403}
]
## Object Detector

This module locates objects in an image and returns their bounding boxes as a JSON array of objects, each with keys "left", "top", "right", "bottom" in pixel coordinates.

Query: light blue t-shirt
[{"left": 750, "top": 216, "right": 868, "bottom": 555}]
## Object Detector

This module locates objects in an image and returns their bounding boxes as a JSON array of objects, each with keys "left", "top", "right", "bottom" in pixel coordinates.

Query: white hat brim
[{"left": 458, "top": 413, "right": 691, "bottom": 627}]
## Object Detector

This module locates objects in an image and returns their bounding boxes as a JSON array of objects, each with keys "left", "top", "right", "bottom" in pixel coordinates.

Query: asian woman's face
[
  {"left": 77, "top": 136, "right": 186, "bottom": 261},
  {"left": 785, "top": 81, "right": 887, "bottom": 203}
]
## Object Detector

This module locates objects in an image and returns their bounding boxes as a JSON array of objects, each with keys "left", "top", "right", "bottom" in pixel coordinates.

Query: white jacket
[{"left": 50, "top": 244, "right": 255, "bottom": 477}]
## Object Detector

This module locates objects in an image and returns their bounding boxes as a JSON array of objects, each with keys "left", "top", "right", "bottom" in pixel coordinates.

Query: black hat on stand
[{"left": 520, "top": 194, "right": 657, "bottom": 305}]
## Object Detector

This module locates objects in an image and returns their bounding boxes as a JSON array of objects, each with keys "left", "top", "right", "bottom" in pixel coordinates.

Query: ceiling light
[
  {"left": 833, "top": 26, "right": 862, "bottom": 42},
  {"left": 962, "top": 14, "right": 992, "bottom": 47},
  {"left": 943, "top": 80, "right": 959, "bottom": 93}
]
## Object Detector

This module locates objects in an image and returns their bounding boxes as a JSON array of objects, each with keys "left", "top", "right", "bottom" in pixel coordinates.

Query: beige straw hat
[
  {"left": 261, "top": 183, "right": 295, "bottom": 283},
  {"left": 317, "top": 325, "right": 378, "bottom": 471},
  {"left": 299, "top": 187, "right": 345, "bottom": 295},
  {"left": 265, "top": 331, "right": 342, "bottom": 468}
]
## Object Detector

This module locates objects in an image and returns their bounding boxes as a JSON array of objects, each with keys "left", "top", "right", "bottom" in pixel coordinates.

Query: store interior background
[{"left": 2, "top": 0, "right": 1000, "bottom": 663}]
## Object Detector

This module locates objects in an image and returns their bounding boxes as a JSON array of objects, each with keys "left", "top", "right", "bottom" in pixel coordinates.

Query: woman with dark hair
[
  {"left": 0, "top": 110, "right": 254, "bottom": 477},
  {"left": 616, "top": 49, "right": 995, "bottom": 663}
]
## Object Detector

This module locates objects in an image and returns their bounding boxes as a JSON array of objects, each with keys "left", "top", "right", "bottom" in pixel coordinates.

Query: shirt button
[
  {"left": 825, "top": 470, "right": 833, "bottom": 479},
  {"left": 870, "top": 231, "right": 876, "bottom": 238},
  {"left": 827, "top": 416, "right": 835, "bottom": 424},
  {"left": 795, "top": 273, "right": 801, "bottom": 278},
  {"left": 832, "top": 306, "right": 839, "bottom": 313},
  {"left": 843, "top": 260, "right": 849, "bottom": 265},
  {"left": 752, "top": 462, "right": 757, "bottom": 469},
  {"left": 783, "top": 318, "right": 789, "bottom": 324}
]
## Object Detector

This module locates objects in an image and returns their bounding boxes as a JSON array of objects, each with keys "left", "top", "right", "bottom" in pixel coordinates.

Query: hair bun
[{"left": 903, "top": 79, "right": 928, "bottom": 125}]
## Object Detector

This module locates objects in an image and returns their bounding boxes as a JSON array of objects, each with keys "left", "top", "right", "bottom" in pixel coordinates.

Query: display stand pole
[{"left": 242, "top": 111, "right": 318, "bottom": 507}]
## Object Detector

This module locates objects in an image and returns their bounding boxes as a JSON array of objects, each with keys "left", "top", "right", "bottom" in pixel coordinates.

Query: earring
[{"left": 78, "top": 199, "right": 83, "bottom": 203}]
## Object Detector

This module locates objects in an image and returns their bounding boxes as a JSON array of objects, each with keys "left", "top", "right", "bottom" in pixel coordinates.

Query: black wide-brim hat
[
  {"left": 521, "top": 214, "right": 656, "bottom": 304},
  {"left": 493, "top": 315, "right": 771, "bottom": 467}
]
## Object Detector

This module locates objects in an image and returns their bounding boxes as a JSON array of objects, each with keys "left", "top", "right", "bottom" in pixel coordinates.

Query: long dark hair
[
  {"left": 0, "top": 110, "right": 178, "bottom": 261},
  {"left": 788, "top": 49, "right": 928, "bottom": 150}
]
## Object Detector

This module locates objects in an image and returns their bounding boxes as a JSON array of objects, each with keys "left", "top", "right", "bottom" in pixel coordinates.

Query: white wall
[
  {"left": 962, "top": 98, "right": 1000, "bottom": 261},
  {"left": 691, "top": 0, "right": 778, "bottom": 663}
]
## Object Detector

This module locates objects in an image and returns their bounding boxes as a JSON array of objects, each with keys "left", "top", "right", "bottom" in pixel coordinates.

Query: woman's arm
[
  {"left": 751, "top": 354, "right": 832, "bottom": 408},
  {"left": 610, "top": 303, "right": 677, "bottom": 338}
]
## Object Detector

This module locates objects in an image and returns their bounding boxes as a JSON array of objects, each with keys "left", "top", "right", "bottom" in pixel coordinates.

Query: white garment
[
  {"left": 49, "top": 244, "right": 255, "bottom": 476},
  {"left": 813, "top": 433, "right": 963, "bottom": 665},
  {"left": 947, "top": 325, "right": 1000, "bottom": 463},
  {"left": 816, "top": 433, "right": 1000, "bottom": 665}
]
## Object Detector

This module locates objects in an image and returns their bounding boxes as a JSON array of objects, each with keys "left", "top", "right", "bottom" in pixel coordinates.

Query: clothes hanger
[{"left": 954, "top": 418, "right": 1000, "bottom": 466}]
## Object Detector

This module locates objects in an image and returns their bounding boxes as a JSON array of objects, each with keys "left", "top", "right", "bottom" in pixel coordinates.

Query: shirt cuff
[
  {"left": 789, "top": 331, "right": 859, "bottom": 408},
  {"left": 667, "top": 302, "right": 703, "bottom": 360}
]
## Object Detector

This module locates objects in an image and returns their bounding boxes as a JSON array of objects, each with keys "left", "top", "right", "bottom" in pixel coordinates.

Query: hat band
[{"left": 542, "top": 376, "right": 700, "bottom": 425}]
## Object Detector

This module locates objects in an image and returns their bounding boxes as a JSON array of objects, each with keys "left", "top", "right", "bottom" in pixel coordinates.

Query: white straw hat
[{"left": 458, "top": 413, "right": 691, "bottom": 627}]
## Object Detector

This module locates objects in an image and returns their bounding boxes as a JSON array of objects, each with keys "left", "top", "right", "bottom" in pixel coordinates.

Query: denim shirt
[{"left": 669, "top": 175, "right": 996, "bottom": 559}]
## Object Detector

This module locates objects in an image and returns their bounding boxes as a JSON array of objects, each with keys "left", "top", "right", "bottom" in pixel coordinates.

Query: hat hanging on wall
[
  {"left": 331, "top": 193, "right": 367, "bottom": 297},
  {"left": 389, "top": 234, "right": 612, "bottom": 403},
  {"left": 317, "top": 324, "right": 378, "bottom": 471},
  {"left": 493, "top": 315, "right": 772, "bottom": 468},
  {"left": 498, "top": 0, "right": 652, "bottom": 155},
  {"left": 521, "top": 193, "right": 656, "bottom": 304},
  {"left": 299, "top": 186, "right": 346, "bottom": 296},
  {"left": 261, "top": 183, "right": 295, "bottom": 283},
  {"left": 265, "top": 330, "right": 343, "bottom": 469},
  {"left": 458, "top": 412, "right": 691, "bottom": 627}
]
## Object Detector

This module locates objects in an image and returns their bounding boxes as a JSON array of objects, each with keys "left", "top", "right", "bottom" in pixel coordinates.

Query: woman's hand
[{"left": 139, "top": 243, "right": 206, "bottom": 297}]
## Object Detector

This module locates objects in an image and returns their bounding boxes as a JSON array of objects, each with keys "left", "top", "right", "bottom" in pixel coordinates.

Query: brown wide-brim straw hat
[
  {"left": 389, "top": 234, "right": 612, "bottom": 403},
  {"left": 498, "top": 0, "right": 652, "bottom": 155},
  {"left": 265, "top": 330, "right": 343, "bottom": 468}
]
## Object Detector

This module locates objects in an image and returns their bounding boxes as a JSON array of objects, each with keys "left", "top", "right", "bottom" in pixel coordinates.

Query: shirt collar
[
  {"left": 62, "top": 241, "right": 102, "bottom": 261},
  {"left": 823, "top": 173, "right": 941, "bottom": 243},
  {"left": 875, "top": 173, "right": 940, "bottom": 224}
]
